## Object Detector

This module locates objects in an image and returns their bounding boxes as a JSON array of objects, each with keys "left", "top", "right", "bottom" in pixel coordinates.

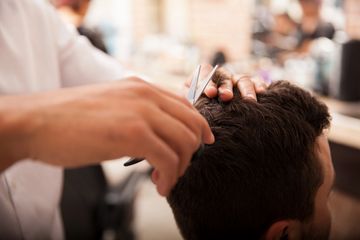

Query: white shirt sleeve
[
  {"left": 45, "top": 1, "right": 127, "bottom": 87},
  {"left": 0, "top": 1, "right": 132, "bottom": 239}
]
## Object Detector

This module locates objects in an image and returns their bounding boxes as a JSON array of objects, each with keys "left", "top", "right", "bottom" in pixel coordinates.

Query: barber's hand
[
  {"left": 184, "top": 64, "right": 267, "bottom": 101},
  {"left": 22, "top": 77, "right": 214, "bottom": 196}
]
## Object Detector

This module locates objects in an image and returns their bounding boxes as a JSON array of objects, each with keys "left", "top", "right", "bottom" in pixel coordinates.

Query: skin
[
  {"left": 0, "top": 71, "right": 262, "bottom": 196},
  {"left": 299, "top": 0, "right": 322, "bottom": 18},
  {"left": 0, "top": 77, "right": 213, "bottom": 196},
  {"left": 301, "top": 133, "right": 335, "bottom": 240},
  {"left": 186, "top": 64, "right": 267, "bottom": 102},
  {"left": 298, "top": 0, "right": 323, "bottom": 53},
  {"left": 57, "top": 0, "right": 90, "bottom": 27},
  {"left": 265, "top": 133, "right": 335, "bottom": 239}
]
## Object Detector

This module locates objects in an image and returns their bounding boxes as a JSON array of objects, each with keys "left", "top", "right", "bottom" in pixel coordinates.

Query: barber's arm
[
  {"left": 0, "top": 1, "right": 261, "bottom": 198},
  {"left": 0, "top": 78, "right": 214, "bottom": 196}
]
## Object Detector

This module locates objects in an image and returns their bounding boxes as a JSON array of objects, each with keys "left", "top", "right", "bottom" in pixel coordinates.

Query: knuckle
[
  {"left": 221, "top": 80, "right": 232, "bottom": 89},
  {"left": 129, "top": 81, "right": 154, "bottom": 97},
  {"left": 255, "top": 79, "right": 267, "bottom": 88},
  {"left": 106, "top": 126, "right": 124, "bottom": 143},
  {"left": 217, "top": 67, "right": 232, "bottom": 78},
  {"left": 241, "top": 80, "right": 255, "bottom": 90},
  {"left": 179, "top": 95, "right": 192, "bottom": 107},
  {"left": 164, "top": 154, "right": 180, "bottom": 171},
  {"left": 238, "top": 75, "right": 252, "bottom": 83},
  {"left": 196, "top": 112, "right": 208, "bottom": 127},
  {"left": 127, "top": 119, "right": 149, "bottom": 139},
  {"left": 128, "top": 76, "right": 145, "bottom": 84},
  {"left": 233, "top": 75, "right": 250, "bottom": 88},
  {"left": 185, "top": 131, "right": 199, "bottom": 152},
  {"left": 134, "top": 100, "right": 147, "bottom": 111},
  {"left": 190, "top": 113, "right": 202, "bottom": 130},
  {"left": 134, "top": 85, "right": 150, "bottom": 97},
  {"left": 181, "top": 147, "right": 194, "bottom": 168},
  {"left": 132, "top": 100, "right": 148, "bottom": 115}
]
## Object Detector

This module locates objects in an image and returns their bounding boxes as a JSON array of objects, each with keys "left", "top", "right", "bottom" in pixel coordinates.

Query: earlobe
[{"left": 264, "top": 220, "right": 290, "bottom": 240}]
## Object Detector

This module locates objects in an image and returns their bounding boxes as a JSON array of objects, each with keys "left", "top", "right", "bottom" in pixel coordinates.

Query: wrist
[{"left": 0, "top": 95, "right": 40, "bottom": 170}]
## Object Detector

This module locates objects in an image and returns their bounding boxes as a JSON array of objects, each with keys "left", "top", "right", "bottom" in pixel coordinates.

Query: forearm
[{"left": 0, "top": 95, "right": 35, "bottom": 172}]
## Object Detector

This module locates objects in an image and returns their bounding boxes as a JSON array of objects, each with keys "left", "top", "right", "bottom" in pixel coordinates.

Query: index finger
[
  {"left": 145, "top": 84, "right": 215, "bottom": 145},
  {"left": 215, "top": 68, "right": 234, "bottom": 102}
]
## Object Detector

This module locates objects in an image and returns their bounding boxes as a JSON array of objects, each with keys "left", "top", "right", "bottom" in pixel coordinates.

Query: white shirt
[{"left": 0, "top": 0, "right": 126, "bottom": 239}]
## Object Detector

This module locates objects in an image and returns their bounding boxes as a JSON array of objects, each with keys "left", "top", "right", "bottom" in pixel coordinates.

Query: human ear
[{"left": 264, "top": 220, "right": 301, "bottom": 240}]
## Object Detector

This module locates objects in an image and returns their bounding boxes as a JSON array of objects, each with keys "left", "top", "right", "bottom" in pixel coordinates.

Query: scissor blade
[
  {"left": 194, "top": 65, "right": 219, "bottom": 103},
  {"left": 187, "top": 65, "right": 201, "bottom": 104}
]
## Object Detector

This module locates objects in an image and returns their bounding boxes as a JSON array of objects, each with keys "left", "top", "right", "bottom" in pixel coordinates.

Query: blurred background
[{"left": 50, "top": 0, "right": 360, "bottom": 239}]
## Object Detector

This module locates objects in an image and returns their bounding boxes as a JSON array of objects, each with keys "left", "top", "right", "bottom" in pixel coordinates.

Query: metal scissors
[{"left": 123, "top": 64, "right": 219, "bottom": 167}]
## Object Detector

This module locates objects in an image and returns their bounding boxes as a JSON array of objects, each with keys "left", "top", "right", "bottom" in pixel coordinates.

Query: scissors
[{"left": 123, "top": 64, "right": 219, "bottom": 167}]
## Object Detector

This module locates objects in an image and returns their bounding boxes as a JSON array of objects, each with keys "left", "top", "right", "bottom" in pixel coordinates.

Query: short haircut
[{"left": 167, "top": 80, "right": 331, "bottom": 240}]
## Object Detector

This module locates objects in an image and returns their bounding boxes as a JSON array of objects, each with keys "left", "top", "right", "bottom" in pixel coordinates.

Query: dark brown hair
[{"left": 167, "top": 80, "right": 330, "bottom": 240}]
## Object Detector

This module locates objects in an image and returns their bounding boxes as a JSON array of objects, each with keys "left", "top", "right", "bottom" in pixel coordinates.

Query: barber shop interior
[{"left": 2, "top": 0, "right": 360, "bottom": 239}]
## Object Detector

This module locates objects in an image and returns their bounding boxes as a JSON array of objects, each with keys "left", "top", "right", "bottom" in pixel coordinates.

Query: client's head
[{"left": 167, "top": 80, "right": 333, "bottom": 240}]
